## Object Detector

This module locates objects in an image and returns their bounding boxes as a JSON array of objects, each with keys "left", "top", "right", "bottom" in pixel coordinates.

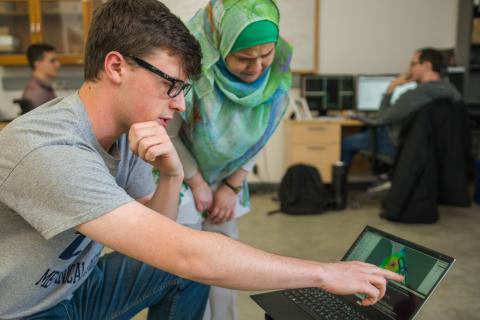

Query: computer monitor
[{"left": 356, "top": 75, "right": 395, "bottom": 111}]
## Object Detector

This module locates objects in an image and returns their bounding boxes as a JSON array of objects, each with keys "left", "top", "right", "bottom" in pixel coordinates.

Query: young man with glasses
[
  {"left": 127, "top": 55, "right": 192, "bottom": 98},
  {"left": 341, "top": 48, "right": 462, "bottom": 169},
  {"left": 0, "top": 0, "right": 402, "bottom": 319}
]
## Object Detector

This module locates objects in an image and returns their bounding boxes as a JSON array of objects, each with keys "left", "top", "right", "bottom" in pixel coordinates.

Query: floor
[{"left": 134, "top": 191, "right": 480, "bottom": 320}]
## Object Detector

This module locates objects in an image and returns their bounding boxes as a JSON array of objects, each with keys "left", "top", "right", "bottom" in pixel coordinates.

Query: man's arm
[
  {"left": 137, "top": 174, "right": 183, "bottom": 220},
  {"left": 353, "top": 87, "right": 429, "bottom": 127},
  {"left": 349, "top": 92, "right": 395, "bottom": 126},
  {"left": 375, "top": 89, "right": 432, "bottom": 125},
  {"left": 96, "top": 120, "right": 403, "bottom": 306},
  {"left": 128, "top": 121, "right": 184, "bottom": 220},
  {"left": 351, "top": 74, "right": 414, "bottom": 126},
  {"left": 76, "top": 201, "right": 403, "bottom": 306}
]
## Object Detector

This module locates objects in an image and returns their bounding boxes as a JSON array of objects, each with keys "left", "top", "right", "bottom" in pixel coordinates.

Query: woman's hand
[
  {"left": 186, "top": 173, "right": 213, "bottom": 212},
  {"left": 208, "top": 184, "right": 237, "bottom": 224}
]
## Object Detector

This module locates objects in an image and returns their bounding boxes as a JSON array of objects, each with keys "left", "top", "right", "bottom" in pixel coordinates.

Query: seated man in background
[
  {"left": 21, "top": 43, "right": 60, "bottom": 109},
  {"left": 342, "top": 48, "right": 462, "bottom": 168}
]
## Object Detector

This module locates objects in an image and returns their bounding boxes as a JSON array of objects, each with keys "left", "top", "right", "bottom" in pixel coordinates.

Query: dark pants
[
  {"left": 25, "top": 252, "right": 209, "bottom": 320},
  {"left": 341, "top": 126, "right": 396, "bottom": 166}
]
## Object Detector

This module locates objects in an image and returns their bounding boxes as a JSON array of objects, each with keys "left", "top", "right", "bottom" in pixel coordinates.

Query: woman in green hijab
[{"left": 169, "top": 1, "right": 292, "bottom": 318}]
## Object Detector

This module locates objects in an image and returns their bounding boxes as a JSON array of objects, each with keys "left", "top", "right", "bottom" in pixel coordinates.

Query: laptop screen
[{"left": 342, "top": 226, "right": 454, "bottom": 320}]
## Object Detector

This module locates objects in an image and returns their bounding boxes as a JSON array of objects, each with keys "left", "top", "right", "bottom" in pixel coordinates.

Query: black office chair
[
  {"left": 467, "top": 103, "right": 480, "bottom": 127},
  {"left": 13, "top": 98, "right": 35, "bottom": 115},
  {"left": 383, "top": 99, "right": 471, "bottom": 223}
]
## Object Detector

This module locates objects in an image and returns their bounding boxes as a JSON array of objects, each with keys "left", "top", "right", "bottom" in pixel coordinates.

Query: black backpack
[{"left": 276, "top": 164, "right": 331, "bottom": 215}]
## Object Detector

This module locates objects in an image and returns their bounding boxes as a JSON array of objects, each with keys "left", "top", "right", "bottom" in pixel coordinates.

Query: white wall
[{"left": 318, "top": 0, "right": 459, "bottom": 74}]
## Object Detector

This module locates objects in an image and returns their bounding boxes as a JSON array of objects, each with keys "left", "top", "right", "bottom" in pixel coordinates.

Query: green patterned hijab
[{"left": 180, "top": 0, "right": 293, "bottom": 184}]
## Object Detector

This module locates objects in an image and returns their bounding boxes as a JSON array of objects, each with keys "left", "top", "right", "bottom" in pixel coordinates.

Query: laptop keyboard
[{"left": 283, "top": 288, "right": 368, "bottom": 320}]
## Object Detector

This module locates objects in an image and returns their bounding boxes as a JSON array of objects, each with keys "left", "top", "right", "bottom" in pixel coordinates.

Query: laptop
[{"left": 251, "top": 226, "right": 455, "bottom": 320}]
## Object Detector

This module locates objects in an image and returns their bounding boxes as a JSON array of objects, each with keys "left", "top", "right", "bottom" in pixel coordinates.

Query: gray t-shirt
[{"left": 0, "top": 93, "right": 155, "bottom": 319}]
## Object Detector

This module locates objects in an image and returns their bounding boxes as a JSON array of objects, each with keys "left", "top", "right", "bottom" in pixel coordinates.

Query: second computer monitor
[{"left": 356, "top": 75, "right": 395, "bottom": 112}]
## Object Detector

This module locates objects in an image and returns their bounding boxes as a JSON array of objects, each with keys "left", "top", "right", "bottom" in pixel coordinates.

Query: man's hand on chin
[{"left": 128, "top": 121, "right": 183, "bottom": 178}]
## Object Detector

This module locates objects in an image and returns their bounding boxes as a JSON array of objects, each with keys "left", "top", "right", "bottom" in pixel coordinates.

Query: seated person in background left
[
  {"left": 22, "top": 43, "right": 61, "bottom": 108},
  {"left": 341, "top": 48, "right": 462, "bottom": 168}
]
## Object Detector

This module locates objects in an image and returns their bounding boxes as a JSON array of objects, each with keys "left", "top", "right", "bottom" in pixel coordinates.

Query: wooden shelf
[
  {"left": 0, "top": 0, "right": 97, "bottom": 65},
  {"left": 42, "top": 12, "right": 82, "bottom": 16},
  {"left": 0, "top": 54, "right": 83, "bottom": 65}
]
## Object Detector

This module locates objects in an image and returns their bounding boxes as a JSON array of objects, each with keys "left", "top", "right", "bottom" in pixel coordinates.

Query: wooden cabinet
[
  {"left": 0, "top": 0, "right": 104, "bottom": 65},
  {"left": 284, "top": 120, "right": 341, "bottom": 183}
]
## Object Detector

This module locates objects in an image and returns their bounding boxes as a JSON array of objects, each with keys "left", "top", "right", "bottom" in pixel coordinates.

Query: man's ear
[
  {"left": 103, "top": 51, "right": 126, "bottom": 84},
  {"left": 32, "top": 60, "right": 41, "bottom": 71}
]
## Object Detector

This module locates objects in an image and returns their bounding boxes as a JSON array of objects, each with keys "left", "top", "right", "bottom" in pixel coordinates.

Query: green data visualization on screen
[
  {"left": 365, "top": 239, "right": 435, "bottom": 291},
  {"left": 345, "top": 231, "right": 449, "bottom": 297}
]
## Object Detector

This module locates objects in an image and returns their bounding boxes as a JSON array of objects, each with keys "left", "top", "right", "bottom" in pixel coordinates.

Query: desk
[{"left": 284, "top": 118, "right": 363, "bottom": 183}]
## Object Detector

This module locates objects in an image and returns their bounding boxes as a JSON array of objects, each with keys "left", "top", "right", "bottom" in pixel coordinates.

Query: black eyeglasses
[{"left": 127, "top": 55, "right": 191, "bottom": 98}]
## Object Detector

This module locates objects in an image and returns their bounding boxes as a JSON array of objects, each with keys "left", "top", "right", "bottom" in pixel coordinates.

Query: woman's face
[{"left": 224, "top": 42, "right": 275, "bottom": 83}]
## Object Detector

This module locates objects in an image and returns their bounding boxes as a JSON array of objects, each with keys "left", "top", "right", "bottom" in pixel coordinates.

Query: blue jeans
[
  {"left": 341, "top": 126, "right": 397, "bottom": 166},
  {"left": 25, "top": 252, "right": 209, "bottom": 320}
]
